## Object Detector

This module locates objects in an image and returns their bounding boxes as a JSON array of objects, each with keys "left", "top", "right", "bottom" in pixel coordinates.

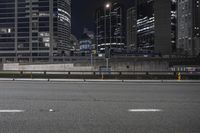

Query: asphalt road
[{"left": 0, "top": 81, "right": 200, "bottom": 133}]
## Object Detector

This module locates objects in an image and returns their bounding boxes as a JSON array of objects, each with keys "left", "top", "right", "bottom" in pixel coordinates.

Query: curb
[{"left": 0, "top": 78, "right": 200, "bottom": 83}]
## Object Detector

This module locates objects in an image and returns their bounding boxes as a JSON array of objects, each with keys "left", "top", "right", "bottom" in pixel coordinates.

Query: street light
[
  {"left": 104, "top": 2, "right": 111, "bottom": 72},
  {"left": 105, "top": 3, "right": 110, "bottom": 8},
  {"left": 105, "top": 2, "right": 112, "bottom": 52}
]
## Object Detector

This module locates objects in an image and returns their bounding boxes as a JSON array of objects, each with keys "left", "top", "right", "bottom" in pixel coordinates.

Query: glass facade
[
  {"left": 55, "top": 0, "right": 71, "bottom": 54},
  {"left": 177, "top": 0, "right": 200, "bottom": 56},
  {"left": 135, "top": 0, "right": 177, "bottom": 54},
  {"left": 0, "top": 0, "right": 71, "bottom": 58},
  {"left": 96, "top": 3, "right": 125, "bottom": 54},
  {"left": 171, "top": 0, "right": 177, "bottom": 52},
  {"left": 137, "top": 0, "right": 155, "bottom": 51},
  {"left": 126, "top": 7, "right": 137, "bottom": 50},
  {"left": 0, "top": 0, "right": 15, "bottom": 56}
]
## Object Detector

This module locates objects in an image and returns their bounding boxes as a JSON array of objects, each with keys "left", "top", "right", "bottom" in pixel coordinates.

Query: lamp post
[
  {"left": 105, "top": 3, "right": 111, "bottom": 72},
  {"left": 105, "top": 3, "right": 111, "bottom": 53}
]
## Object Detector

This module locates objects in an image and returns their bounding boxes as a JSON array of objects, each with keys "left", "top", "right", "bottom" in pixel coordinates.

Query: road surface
[{"left": 0, "top": 81, "right": 200, "bottom": 133}]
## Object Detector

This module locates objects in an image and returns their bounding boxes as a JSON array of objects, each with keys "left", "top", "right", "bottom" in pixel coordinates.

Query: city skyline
[
  {"left": 0, "top": 0, "right": 199, "bottom": 58},
  {"left": 71, "top": 0, "right": 133, "bottom": 39}
]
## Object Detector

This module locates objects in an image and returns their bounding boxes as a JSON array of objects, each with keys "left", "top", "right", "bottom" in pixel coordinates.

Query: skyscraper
[
  {"left": 177, "top": 0, "right": 200, "bottom": 56},
  {"left": 137, "top": 0, "right": 155, "bottom": 52},
  {"left": 0, "top": 0, "right": 71, "bottom": 60},
  {"left": 126, "top": 6, "right": 137, "bottom": 50},
  {"left": 95, "top": 2, "right": 125, "bottom": 55},
  {"left": 135, "top": 0, "right": 177, "bottom": 55}
]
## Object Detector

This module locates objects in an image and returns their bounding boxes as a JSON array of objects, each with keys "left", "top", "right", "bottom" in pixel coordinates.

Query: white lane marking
[
  {"left": 0, "top": 110, "right": 25, "bottom": 113},
  {"left": 128, "top": 109, "right": 162, "bottom": 112}
]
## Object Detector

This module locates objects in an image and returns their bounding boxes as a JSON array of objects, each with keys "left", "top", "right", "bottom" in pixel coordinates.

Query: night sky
[{"left": 71, "top": 0, "right": 134, "bottom": 39}]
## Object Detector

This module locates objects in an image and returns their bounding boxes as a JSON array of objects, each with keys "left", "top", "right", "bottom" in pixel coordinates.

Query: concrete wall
[
  {"left": 91, "top": 59, "right": 169, "bottom": 71},
  {"left": 3, "top": 59, "right": 170, "bottom": 71},
  {"left": 3, "top": 63, "right": 93, "bottom": 71}
]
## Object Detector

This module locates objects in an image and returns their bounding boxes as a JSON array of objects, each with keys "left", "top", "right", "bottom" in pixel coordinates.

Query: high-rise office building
[
  {"left": 126, "top": 6, "right": 137, "bottom": 50},
  {"left": 137, "top": 0, "right": 155, "bottom": 52},
  {"left": 0, "top": 0, "right": 71, "bottom": 59},
  {"left": 177, "top": 0, "right": 200, "bottom": 56},
  {"left": 135, "top": 0, "right": 177, "bottom": 55},
  {"left": 95, "top": 2, "right": 125, "bottom": 54}
]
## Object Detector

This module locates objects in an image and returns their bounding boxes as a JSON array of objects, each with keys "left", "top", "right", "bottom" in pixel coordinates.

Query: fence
[{"left": 0, "top": 70, "right": 199, "bottom": 80}]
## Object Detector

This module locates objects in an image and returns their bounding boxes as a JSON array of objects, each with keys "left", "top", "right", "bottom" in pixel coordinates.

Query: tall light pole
[
  {"left": 105, "top": 2, "right": 111, "bottom": 72},
  {"left": 105, "top": 3, "right": 111, "bottom": 50},
  {"left": 105, "top": 3, "right": 112, "bottom": 55}
]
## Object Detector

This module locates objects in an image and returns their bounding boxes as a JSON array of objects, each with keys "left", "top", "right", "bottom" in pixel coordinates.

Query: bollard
[{"left": 177, "top": 72, "right": 181, "bottom": 80}]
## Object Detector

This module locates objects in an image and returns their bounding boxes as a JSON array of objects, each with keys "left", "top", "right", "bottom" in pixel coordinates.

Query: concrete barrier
[{"left": 3, "top": 63, "right": 93, "bottom": 71}]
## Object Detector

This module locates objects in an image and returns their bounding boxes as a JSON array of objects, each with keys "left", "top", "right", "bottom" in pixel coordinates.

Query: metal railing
[{"left": 0, "top": 70, "right": 199, "bottom": 80}]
